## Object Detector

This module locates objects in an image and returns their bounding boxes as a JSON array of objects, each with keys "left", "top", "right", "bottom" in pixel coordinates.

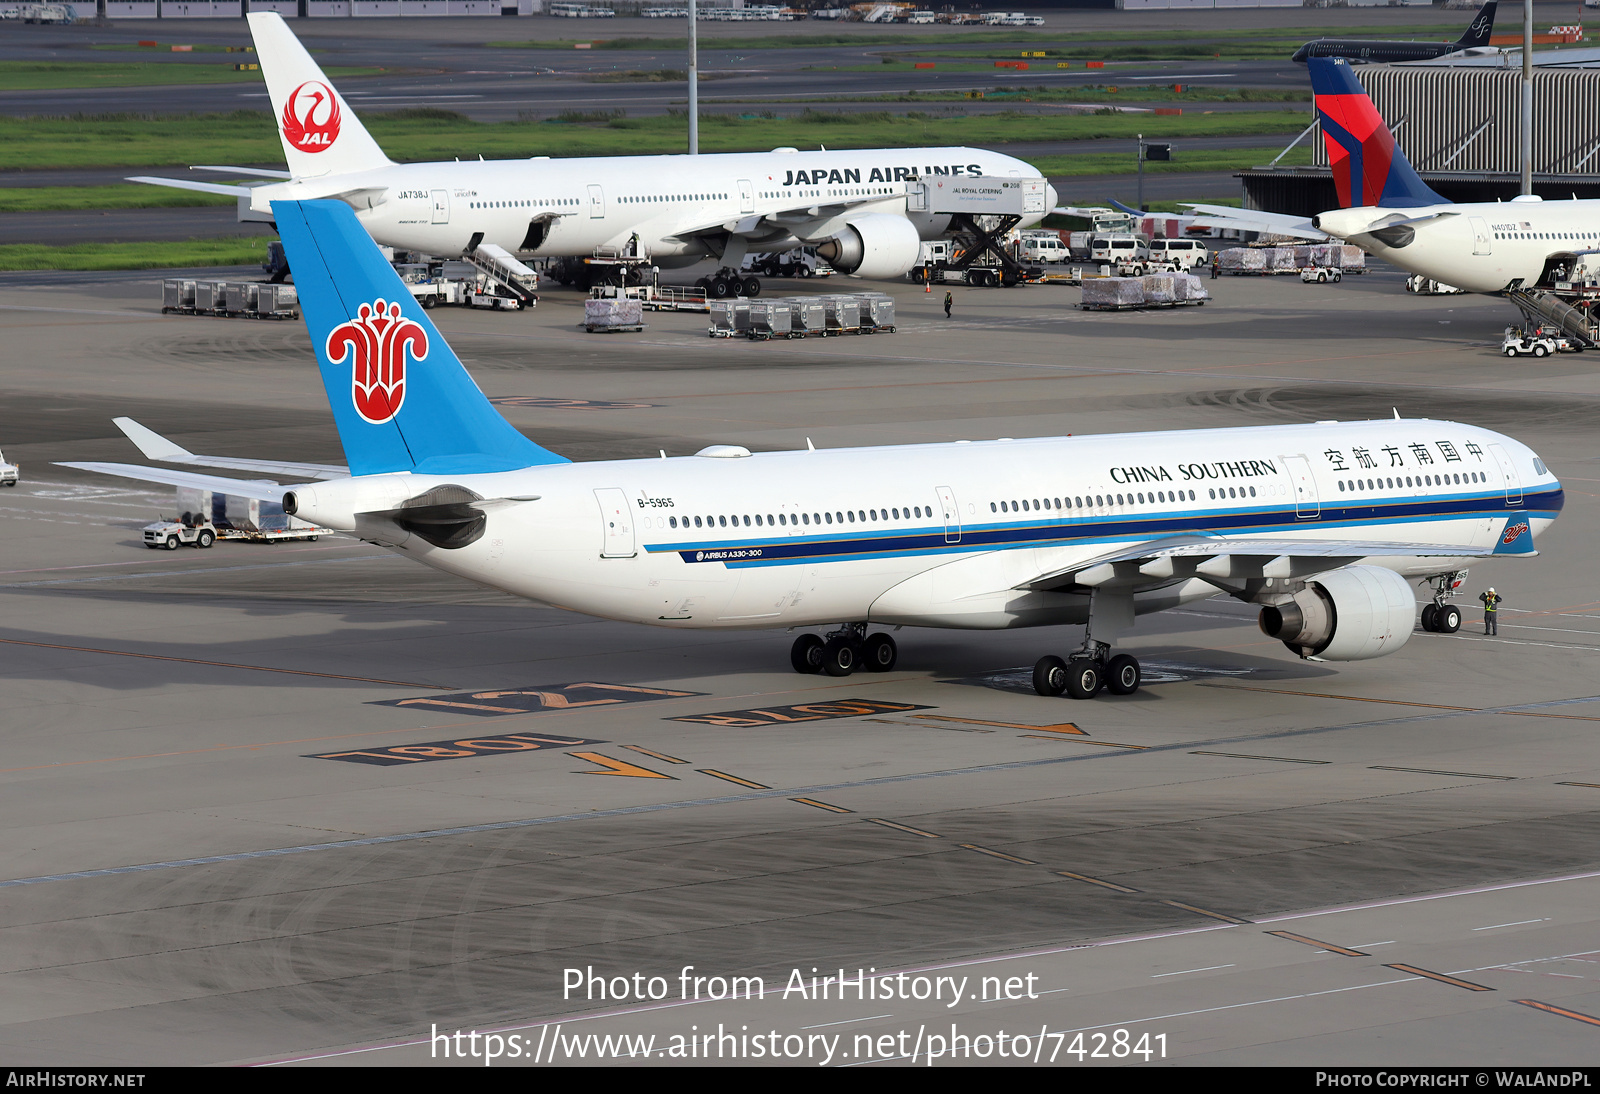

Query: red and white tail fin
[{"left": 247, "top": 12, "right": 392, "bottom": 179}]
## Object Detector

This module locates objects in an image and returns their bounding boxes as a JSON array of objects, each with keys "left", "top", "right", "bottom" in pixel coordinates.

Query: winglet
[{"left": 113, "top": 418, "right": 193, "bottom": 462}]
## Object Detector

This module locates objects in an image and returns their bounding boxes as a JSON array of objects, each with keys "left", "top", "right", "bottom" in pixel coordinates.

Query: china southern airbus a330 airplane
[
  {"left": 130, "top": 12, "right": 1053, "bottom": 292},
  {"left": 1188, "top": 57, "right": 1600, "bottom": 295},
  {"left": 66, "top": 202, "right": 1561, "bottom": 699}
]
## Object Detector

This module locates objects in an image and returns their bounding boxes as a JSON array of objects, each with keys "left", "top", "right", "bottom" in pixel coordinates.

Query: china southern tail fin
[
  {"left": 273, "top": 200, "right": 567, "bottom": 477},
  {"left": 1309, "top": 58, "right": 1446, "bottom": 209},
  {"left": 248, "top": 11, "right": 392, "bottom": 179},
  {"left": 1455, "top": 0, "right": 1498, "bottom": 48}
]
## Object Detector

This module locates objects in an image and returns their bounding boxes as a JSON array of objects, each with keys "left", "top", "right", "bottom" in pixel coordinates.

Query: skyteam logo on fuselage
[
  {"left": 282, "top": 79, "right": 342, "bottom": 153},
  {"left": 326, "top": 298, "right": 427, "bottom": 425}
]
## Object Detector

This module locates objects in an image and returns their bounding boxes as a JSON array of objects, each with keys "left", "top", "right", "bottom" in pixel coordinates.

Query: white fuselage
[
  {"left": 297, "top": 419, "right": 1560, "bottom": 632},
  {"left": 1318, "top": 197, "right": 1600, "bottom": 293},
  {"left": 251, "top": 146, "right": 1050, "bottom": 265}
]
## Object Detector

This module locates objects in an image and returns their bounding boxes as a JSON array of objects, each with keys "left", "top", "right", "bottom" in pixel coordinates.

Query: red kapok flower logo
[{"left": 326, "top": 299, "right": 427, "bottom": 425}]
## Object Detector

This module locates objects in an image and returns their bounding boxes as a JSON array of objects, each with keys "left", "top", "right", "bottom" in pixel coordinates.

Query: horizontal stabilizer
[
  {"left": 192, "top": 165, "right": 293, "bottom": 179},
  {"left": 1180, "top": 203, "right": 1328, "bottom": 241},
  {"left": 113, "top": 417, "right": 349, "bottom": 481},
  {"left": 57, "top": 462, "right": 300, "bottom": 502},
  {"left": 126, "top": 176, "right": 253, "bottom": 199}
]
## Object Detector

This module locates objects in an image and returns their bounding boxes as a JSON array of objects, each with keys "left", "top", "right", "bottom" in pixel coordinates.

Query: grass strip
[
  {"left": 0, "top": 107, "right": 1309, "bottom": 169},
  {"left": 0, "top": 236, "right": 269, "bottom": 272},
  {"left": 0, "top": 61, "right": 383, "bottom": 92},
  {"left": 0, "top": 185, "right": 235, "bottom": 213}
]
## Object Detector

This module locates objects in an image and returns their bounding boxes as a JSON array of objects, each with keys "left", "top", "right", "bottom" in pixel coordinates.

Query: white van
[
  {"left": 1148, "top": 237, "right": 1209, "bottom": 270},
  {"left": 1020, "top": 232, "right": 1069, "bottom": 264},
  {"left": 1090, "top": 234, "right": 1150, "bottom": 266}
]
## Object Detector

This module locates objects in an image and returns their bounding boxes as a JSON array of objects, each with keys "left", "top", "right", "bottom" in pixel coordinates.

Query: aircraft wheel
[
  {"left": 1032, "top": 655, "right": 1067, "bottom": 697},
  {"left": 1105, "top": 654, "right": 1141, "bottom": 696},
  {"left": 821, "top": 637, "right": 857, "bottom": 677},
  {"left": 790, "top": 633, "right": 825, "bottom": 675},
  {"left": 1420, "top": 603, "right": 1439, "bottom": 632},
  {"left": 1064, "top": 658, "right": 1102, "bottom": 700},
  {"left": 710, "top": 277, "right": 733, "bottom": 299},
  {"left": 165, "top": 536, "right": 179, "bottom": 550},
  {"left": 863, "top": 632, "right": 897, "bottom": 672},
  {"left": 1437, "top": 605, "right": 1462, "bottom": 634},
  {"left": 744, "top": 277, "right": 762, "bottom": 298},
  {"left": 196, "top": 529, "right": 215, "bottom": 549}
]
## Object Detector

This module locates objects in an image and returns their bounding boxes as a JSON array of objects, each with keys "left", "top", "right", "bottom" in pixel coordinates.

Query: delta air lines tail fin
[
  {"left": 1309, "top": 58, "right": 1445, "bottom": 209},
  {"left": 248, "top": 11, "right": 392, "bottom": 179},
  {"left": 273, "top": 200, "right": 568, "bottom": 477}
]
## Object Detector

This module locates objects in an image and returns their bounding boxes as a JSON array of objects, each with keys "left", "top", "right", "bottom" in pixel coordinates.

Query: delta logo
[
  {"left": 326, "top": 299, "right": 427, "bottom": 425},
  {"left": 282, "top": 80, "right": 341, "bottom": 152},
  {"left": 1501, "top": 521, "right": 1530, "bottom": 545}
]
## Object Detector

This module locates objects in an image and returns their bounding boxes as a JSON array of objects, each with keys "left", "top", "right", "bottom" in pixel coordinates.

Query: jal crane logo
[
  {"left": 281, "top": 80, "right": 341, "bottom": 153},
  {"left": 326, "top": 299, "right": 427, "bottom": 425}
]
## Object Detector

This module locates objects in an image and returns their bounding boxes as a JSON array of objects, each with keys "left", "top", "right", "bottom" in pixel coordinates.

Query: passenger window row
[
  {"left": 668, "top": 505, "right": 933, "bottom": 531},
  {"left": 990, "top": 490, "right": 1201, "bottom": 514},
  {"left": 1338, "top": 471, "right": 1485, "bottom": 492}
]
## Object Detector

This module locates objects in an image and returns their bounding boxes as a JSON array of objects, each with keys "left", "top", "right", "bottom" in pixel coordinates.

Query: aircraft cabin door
[
  {"left": 1283, "top": 455, "right": 1321, "bottom": 519},
  {"left": 594, "top": 488, "right": 636, "bottom": 558},
  {"left": 738, "top": 179, "right": 755, "bottom": 214},
  {"left": 936, "top": 485, "right": 961, "bottom": 544},
  {"left": 1487, "top": 443, "right": 1523, "bottom": 505},
  {"left": 1470, "top": 216, "right": 1492, "bottom": 255},
  {"left": 587, "top": 183, "right": 605, "bottom": 219},
  {"left": 431, "top": 189, "right": 450, "bottom": 225}
]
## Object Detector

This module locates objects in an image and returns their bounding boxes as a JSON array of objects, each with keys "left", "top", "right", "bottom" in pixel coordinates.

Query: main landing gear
[
  {"left": 696, "top": 268, "right": 761, "bottom": 300},
  {"left": 1419, "top": 570, "right": 1466, "bottom": 634},
  {"left": 790, "top": 624, "right": 897, "bottom": 677},
  {"left": 1032, "top": 643, "right": 1141, "bottom": 700}
]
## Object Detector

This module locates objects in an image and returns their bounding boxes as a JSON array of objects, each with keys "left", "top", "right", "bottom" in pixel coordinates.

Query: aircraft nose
[
  {"left": 1045, "top": 183, "right": 1059, "bottom": 211},
  {"left": 1292, "top": 45, "right": 1308, "bottom": 62}
]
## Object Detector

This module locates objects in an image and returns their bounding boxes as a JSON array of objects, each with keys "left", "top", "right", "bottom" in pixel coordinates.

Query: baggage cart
[
  {"left": 856, "top": 292, "right": 897, "bottom": 333},
  {"left": 746, "top": 299, "right": 793, "bottom": 340},
  {"left": 784, "top": 297, "right": 826, "bottom": 337},
  {"left": 820, "top": 295, "right": 860, "bottom": 335},
  {"left": 162, "top": 279, "right": 196, "bottom": 313}
]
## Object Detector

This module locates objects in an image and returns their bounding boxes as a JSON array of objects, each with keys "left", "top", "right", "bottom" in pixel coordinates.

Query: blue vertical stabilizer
[{"left": 273, "top": 199, "right": 567, "bottom": 476}]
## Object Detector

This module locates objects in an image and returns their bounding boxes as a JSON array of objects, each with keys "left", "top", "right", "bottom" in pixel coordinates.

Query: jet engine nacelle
[
  {"left": 1257, "top": 564, "right": 1416, "bottom": 661},
  {"left": 814, "top": 214, "right": 923, "bottom": 279}
]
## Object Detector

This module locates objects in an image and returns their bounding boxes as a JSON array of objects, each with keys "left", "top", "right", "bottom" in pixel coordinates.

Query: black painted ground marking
[
  {"left": 489, "top": 396, "right": 660, "bottom": 409},
  {"left": 570, "top": 752, "right": 674, "bottom": 779},
  {"left": 620, "top": 744, "right": 689, "bottom": 764},
  {"left": 1160, "top": 900, "right": 1249, "bottom": 925},
  {"left": 1556, "top": 781, "right": 1600, "bottom": 789},
  {"left": 1265, "top": 930, "right": 1368, "bottom": 957},
  {"left": 1205, "top": 682, "right": 1600, "bottom": 723},
  {"left": 864, "top": 717, "right": 991, "bottom": 732},
  {"left": 791, "top": 798, "right": 854, "bottom": 814},
  {"left": 1370, "top": 765, "right": 1516, "bottom": 781},
  {"left": 1386, "top": 964, "right": 1493, "bottom": 991},
  {"left": 698, "top": 769, "right": 770, "bottom": 790},
  {"left": 0, "top": 636, "right": 449, "bottom": 689},
  {"left": 1193, "top": 751, "right": 1329, "bottom": 764},
  {"left": 867, "top": 818, "right": 941, "bottom": 839},
  {"left": 1514, "top": 999, "right": 1600, "bottom": 1027},
  {"left": 670, "top": 699, "right": 931, "bottom": 728},
  {"left": 959, "top": 843, "right": 1038, "bottom": 866},
  {"left": 310, "top": 733, "right": 602, "bottom": 767},
  {"left": 373, "top": 681, "right": 704, "bottom": 717},
  {"left": 1056, "top": 871, "right": 1140, "bottom": 893}
]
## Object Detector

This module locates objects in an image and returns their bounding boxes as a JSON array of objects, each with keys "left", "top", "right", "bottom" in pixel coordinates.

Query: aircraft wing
[
  {"left": 1020, "top": 534, "right": 1495, "bottom": 593},
  {"left": 56, "top": 462, "right": 301, "bottom": 502},
  {"left": 1179, "top": 203, "right": 1329, "bottom": 241},
  {"left": 113, "top": 417, "right": 349, "bottom": 481},
  {"left": 192, "top": 165, "right": 293, "bottom": 179},
  {"left": 667, "top": 191, "right": 894, "bottom": 244}
]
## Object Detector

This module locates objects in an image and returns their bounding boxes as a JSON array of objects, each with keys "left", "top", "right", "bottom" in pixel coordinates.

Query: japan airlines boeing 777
[
  {"left": 65, "top": 202, "right": 1562, "bottom": 699},
  {"left": 1188, "top": 57, "right": 1600, "bottom": 295},
  {"left": 130, "top": 13, "right": 1053, "bottom": 289}
]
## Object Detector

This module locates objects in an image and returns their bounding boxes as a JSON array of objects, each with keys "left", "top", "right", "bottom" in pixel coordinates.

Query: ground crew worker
[
  {"left": 1479, "top": 587, "right": 1502, "bottom": 635},
  {"left": 1211, "top": 253, "right": 1220, "bottom": 280},
  {"left": 944, "top": 290, "right": 953, "bottom": 318}
]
